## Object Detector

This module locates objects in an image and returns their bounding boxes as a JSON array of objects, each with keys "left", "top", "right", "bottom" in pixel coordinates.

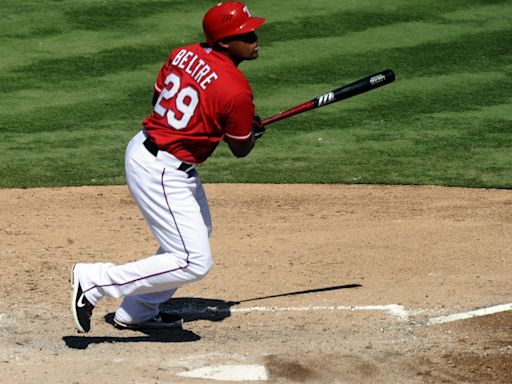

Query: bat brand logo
[
  {"left": 370, "top": 74, "right": 386, "bottom": 85},
  {"left": 317, "top": 92, "right": 335, "bottom": 106}
]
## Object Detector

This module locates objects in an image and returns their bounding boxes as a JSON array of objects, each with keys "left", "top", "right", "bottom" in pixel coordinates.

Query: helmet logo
[
  {"left": 203, "top": 2, "right": 264, "bottom": 45},
  {"left": 221, "top": 14, "right": 234, "bottom": 23}
]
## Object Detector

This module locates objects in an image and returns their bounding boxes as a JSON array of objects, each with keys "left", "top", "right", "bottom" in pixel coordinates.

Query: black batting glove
[{"left": 252, "top": 115, "right": 265, "bottom": 140}]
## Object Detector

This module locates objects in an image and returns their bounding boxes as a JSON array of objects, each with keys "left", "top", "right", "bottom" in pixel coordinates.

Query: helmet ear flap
[{"left": 203, "top": 1, "right": 265, "bottom": 46}]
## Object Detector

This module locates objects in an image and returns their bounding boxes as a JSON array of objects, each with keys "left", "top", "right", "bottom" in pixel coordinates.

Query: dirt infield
[{"left": 0, "top": 184, "right": 511, "bottom": 383}]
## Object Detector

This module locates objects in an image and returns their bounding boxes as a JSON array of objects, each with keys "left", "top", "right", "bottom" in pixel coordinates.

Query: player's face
[{"left": 222, "top": 32, "right": 260, "bottom": 64}]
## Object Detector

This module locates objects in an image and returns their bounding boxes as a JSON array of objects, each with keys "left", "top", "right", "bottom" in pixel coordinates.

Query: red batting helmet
[{"left": 203, "top": 2, "right": 265, "bottom": 46}]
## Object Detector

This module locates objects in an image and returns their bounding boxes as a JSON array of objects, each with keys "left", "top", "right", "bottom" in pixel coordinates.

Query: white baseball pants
[{"left": 76, "top": 130, "right": 212, "bottom": 324}]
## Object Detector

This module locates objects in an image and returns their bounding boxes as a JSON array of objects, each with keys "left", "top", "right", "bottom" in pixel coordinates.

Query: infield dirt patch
[{"left": 0, "top": 184, "right": 511, "bottom": 383}]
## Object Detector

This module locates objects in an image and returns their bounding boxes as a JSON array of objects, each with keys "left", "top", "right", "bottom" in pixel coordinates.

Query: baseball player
[{"left": 71, "top": 1, "right": 266, "bottom": 333}]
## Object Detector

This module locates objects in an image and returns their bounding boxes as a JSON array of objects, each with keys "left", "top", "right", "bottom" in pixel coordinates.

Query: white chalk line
[
  {"left": 426, "top": 302, "right": 512, "bottom": 325},
  {"left": 173, "top": 302, "right": 512, "bottom": 325},
  {"left": 232, "top": 304, "right": 410, "bottom": 320},
  {"left": 175, "top": 304, "right": 410, "bottom": 320},
  {"left": 170, "top": 303, "right": 511, "bottom": 381}
]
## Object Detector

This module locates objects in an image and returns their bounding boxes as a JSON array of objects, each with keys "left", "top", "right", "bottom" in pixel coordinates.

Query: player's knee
[
  {"left": 188, "top": 250, "right": 212, "bottom": 280},
  {"left": 198, "top": 253, "right": 213, "bottom": 278}
]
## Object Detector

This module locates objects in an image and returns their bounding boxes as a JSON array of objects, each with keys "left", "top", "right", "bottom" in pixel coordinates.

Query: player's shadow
[
  {"left": 64, "top": 283, "right": 360, "bottom": 349},
  {"left": 63, "top": 325, "right": 200, "bottom": 350},
  {"left": 161, "top": 283, "right": 362, "bottom": 322}
]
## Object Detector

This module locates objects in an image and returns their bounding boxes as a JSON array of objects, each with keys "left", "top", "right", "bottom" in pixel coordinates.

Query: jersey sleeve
[
  {"left": 154, "top": 57, "right": 172, "bottom": 94},
  {"left": 223, "top": 90, "right": 255, "bottom": 141}
]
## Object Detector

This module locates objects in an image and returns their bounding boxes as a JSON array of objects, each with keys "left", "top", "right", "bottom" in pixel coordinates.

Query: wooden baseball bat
[{"left": 261, "top": 69, "right": 395, "bottom": 126}]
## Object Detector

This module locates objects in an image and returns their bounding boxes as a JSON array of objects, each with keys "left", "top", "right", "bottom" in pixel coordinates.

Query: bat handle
[{"left": 261, "top": 100, "right": 314, "bottom": 126}]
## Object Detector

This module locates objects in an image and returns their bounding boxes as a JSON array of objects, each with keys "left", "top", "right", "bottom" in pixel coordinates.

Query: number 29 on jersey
[{"left": 154, "top": 73, "right": 199, "bottom": 130}]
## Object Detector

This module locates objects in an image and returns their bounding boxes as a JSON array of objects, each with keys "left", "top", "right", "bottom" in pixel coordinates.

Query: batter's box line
[
  {"left": 425, "top": 302, "right": 512, "bottom": 325},
  {"left": 178, "top": 304, "right": 413, "bottom": 321},
  {"left": 164, "top": 301, "right": 512, "bottom": 325}
]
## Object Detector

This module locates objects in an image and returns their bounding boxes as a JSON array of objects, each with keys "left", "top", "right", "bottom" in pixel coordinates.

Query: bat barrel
[
  {"left": 315, "top": 69, "right": 395, "bottom": 108},
  {"left": 262, "top": 69, "right": 395, "bottom": 126}
]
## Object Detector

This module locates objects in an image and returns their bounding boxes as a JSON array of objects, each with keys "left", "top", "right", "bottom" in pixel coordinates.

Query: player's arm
[
  {"left": 152, "top": 90, "right": 160, "bottom": 107},
  {"left": 151, "top": 57, "right": 172, "bottom": 107},
  {"left": 223, "top": 92, "right": 264, "bottom": 157},
  {"left": 225, "top": 127, "right": 256, "bottom": 158}
]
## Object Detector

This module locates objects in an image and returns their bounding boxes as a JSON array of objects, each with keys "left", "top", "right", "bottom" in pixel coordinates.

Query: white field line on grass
[{"left": 426, "top": 303, "right": 512, "bottom": 325}]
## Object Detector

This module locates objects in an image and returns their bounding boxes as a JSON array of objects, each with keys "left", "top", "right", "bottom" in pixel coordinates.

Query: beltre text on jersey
[{"left": 171, "top": 49, "right": 219, "bottom": 90}]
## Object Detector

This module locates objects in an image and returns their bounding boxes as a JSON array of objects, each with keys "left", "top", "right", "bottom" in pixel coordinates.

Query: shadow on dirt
[
  {"left": 239, "top": 283, "right": 362, "bottom": 303},
  {"left": 63, "top": 326, "right": 200, "bottom": 350},
  {"left": 63, "top": 283, "right": 360, "bottom": 349},
  {"left": 161, "top": 283, "right": 362, "bottom": 322}
]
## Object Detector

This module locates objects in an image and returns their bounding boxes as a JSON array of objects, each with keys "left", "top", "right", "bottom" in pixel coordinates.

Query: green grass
[{"left": 1, "top": 0, "right": 511, "bottom": 188}]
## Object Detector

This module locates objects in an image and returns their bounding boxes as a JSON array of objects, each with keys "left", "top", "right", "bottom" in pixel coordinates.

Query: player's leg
[
  {"left": 114, "top": 179, "right": 213, "bottom": 325},
  {"left": 196, "top": 175, "right": 212, "bottom": 237},
  {"left": 113, "top": 288, "right": 181, "bottom": 329},
  {"left": 80, "top": 133, "right": 211, "bottom": 300},
  {"left": 72, "top": 131, "right": 212, "bottom": 331},
  {"left": 114, "top": 246, "right": 176, "bottom": 324}
]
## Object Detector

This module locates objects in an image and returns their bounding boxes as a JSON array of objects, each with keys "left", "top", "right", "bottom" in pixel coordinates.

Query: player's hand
[{"left": 252, "top": 115, "right": 265, "bottom": 140}]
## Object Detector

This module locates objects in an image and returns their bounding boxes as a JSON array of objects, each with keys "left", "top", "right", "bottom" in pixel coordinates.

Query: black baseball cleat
[
  {"left": 113, "top": 312, "right": 183, "bottom": 330},
  {"left": 71, "top": 264, "right": 95, "bottom": 333}
]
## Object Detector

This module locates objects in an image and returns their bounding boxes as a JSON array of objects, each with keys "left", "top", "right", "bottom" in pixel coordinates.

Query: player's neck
[{"left": 216, "top": 50, "right": 242, "bottom": 67}]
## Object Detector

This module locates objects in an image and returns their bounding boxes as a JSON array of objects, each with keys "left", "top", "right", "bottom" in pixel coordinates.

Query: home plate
[{"left": 177, "top": 364, "right": 268, "bottom": 381}]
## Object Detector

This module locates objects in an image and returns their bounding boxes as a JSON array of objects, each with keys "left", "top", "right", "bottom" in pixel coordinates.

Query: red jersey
[{"left": 142, "top": 43, "right": 255, "bottom": 164}]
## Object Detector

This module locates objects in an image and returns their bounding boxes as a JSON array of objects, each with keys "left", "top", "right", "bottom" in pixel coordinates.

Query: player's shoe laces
[
  {"left": 71, "top": 264, "right": 94, "bottom": 333},
  {"left": 113, "top": 312, "right": 183, "bottom": 330}
]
